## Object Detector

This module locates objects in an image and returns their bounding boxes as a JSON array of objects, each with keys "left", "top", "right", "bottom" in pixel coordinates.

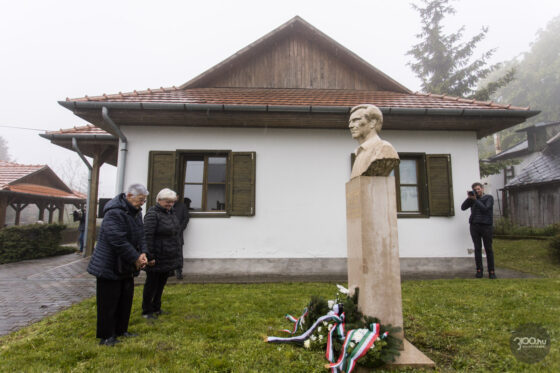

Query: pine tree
[{"left": 407, "top": 0, "right": 510, "bottom": 98}]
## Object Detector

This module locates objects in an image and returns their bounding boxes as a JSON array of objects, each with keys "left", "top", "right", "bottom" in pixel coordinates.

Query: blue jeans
[{"left": 78, "top": 230, "right": 85, "bottom": 252}]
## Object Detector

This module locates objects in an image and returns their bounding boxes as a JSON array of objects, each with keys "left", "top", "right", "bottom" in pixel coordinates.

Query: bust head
[{"left": 348, "top": 104, "right": 383, "bottom": 142}]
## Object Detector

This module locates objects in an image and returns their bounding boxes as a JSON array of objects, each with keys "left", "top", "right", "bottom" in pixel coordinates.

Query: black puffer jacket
[
  {"left": 144, "top": 204, "right": 183, "bottom": 273},
  {"left": 461, "top": 194, "right": 494, "bottom": 225},
  {"left": 87, "top": 193, "right": 147, "bottom": 280}
]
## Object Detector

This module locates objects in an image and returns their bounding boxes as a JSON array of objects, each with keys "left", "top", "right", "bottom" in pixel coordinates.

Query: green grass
[
  {"left": 494, "top": 238, "right": 560, "bottom": 278},
  {"left": 0, "top": 239, "right": 558, "bottom": 372}
]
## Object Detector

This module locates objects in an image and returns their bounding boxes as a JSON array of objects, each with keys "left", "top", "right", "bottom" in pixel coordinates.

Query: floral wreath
[{"left": 265, "top": 285, "right": 402, "bottom": 372}]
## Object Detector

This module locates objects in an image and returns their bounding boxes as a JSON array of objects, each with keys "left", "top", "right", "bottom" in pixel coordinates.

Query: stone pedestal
[{"left": 346, "top": 176, "right": 435, "bottom": 369}]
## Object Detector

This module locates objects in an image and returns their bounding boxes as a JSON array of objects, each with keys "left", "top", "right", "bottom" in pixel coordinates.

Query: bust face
[{"left": 348, "top": 108, "right": 374, "bottom": 141}]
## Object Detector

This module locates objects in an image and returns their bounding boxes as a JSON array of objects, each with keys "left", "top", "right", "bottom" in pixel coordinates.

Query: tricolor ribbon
[
  {"left": 267, "top": 312, "right": 342, "bottom": 344},
  {"left": 280, "top": 308, "right": 308, "bottom": 334},
  {"left": 344, "top": 323, "right": 380, "bottom": 373}
]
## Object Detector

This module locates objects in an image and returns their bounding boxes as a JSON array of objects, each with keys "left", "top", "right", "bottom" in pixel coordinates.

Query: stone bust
[{"left": 349, "top": 104, "right": 399, "bottom": 179}]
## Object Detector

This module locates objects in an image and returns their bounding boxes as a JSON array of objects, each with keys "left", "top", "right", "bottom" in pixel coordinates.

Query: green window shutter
[
  {"left": 426, "top": 154, "right": 454, "bottom": 216},
  {"left": 228, "top": 152, "right": 256, "bottom": 216},
  {"left": 146, "top": 151, "right": 176, "bottom": 209}
]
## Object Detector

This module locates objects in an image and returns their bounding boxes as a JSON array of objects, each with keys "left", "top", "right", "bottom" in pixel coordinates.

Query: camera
[{"left": 467, "top": 190, "right": 475, "bottom": 197}]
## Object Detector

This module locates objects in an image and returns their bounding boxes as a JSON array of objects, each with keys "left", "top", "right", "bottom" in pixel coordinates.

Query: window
[
  {"left": 183, "top": 154, "right": 228, "bottom": 212},
  {"left": 351, "top": 152, "right": 454, "bottom": 218},
  {"left": 147, "top": 150, "right": 256, "bottom": 217},
  {"left": 392, "top": 155, "right": 427, "bottom": 216}
]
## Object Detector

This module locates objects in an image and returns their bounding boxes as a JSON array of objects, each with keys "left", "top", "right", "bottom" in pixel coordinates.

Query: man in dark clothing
[
  {"left": 87, "top": 184, "right": 149, "bottom": 346},
  {"left": 461, "top": 182, "right": 496, "bottom": 279},
  {"left": 76, "top": 208, "right": 86, "bottom": 252},
  {"left": 173, "top": 198, "right": 190, "bottom": 279}
]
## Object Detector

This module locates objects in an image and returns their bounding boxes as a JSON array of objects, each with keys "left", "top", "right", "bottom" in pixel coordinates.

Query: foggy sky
[{"left": 1, "top": 0, "right": 559, "bottom": 197}]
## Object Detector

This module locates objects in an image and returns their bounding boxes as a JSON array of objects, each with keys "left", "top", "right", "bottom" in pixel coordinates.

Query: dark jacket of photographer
[
  {"left": 461, "top": 194, "right": 494, "bottom": 225},
  {"left": 87, "top": 193, "right": 147, "bottom": 280},
  {"left": 143, "top": 204, "right": 183, "bottom": 273}
]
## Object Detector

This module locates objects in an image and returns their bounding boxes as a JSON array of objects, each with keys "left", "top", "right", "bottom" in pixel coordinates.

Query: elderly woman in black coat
[
  {"left": 87, "top": 183, "right": 149, "bottom": 346},
  {"left": 142, "top": 188, "right": 183, "bottom": 319}
]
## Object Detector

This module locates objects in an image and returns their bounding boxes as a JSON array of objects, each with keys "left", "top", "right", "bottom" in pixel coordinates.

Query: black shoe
[
  {"left": 155, "top": 309, "right": 169, "bottom": 316},
  {"left": 489, "top": 271, "right": 497, "bottom": 279},
  {"left": 119, "top": 332, "right": 138, "bottom": 337},
  {"left": 142, "top": 313, "right": 158, "bottom": 320},
  {"left": 99, "top": 336, "right": 120, "bottom": 346},
  {"left": 475, "top": 269, "right": 483, "bottom": 278}
]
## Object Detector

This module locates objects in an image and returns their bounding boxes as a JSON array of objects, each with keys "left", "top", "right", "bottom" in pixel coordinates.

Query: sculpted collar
[{"left": 355, "top": 135, "right": 382, "bottom": 155}]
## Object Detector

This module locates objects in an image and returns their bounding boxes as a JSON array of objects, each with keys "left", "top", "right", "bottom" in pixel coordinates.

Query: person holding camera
[{"left": 461, "top": 182, "right": 496, "bottom": 279}]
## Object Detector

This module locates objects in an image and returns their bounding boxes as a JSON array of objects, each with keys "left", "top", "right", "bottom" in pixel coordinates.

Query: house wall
[{"left": 119, "top": 126, "right": 479, "bottom": 263}]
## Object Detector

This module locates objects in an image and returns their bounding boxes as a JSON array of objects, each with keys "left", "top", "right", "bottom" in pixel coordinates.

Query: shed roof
[
  {"left": 506, "top": 137, "right": 560, "bottom": 188},
  {"left": 0, "top": 161, "right": 85, "bottom": 200}
]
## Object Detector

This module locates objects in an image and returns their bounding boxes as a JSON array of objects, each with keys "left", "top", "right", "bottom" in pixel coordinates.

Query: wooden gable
[
  {"left": 182, "top": 16, "right": 410, "bottom": 93},
  {"left": 15, "top": 166, "right": 73, "bottom": 193}
]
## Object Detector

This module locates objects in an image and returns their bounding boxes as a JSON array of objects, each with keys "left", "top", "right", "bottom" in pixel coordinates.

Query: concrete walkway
[
  {"left": 0, "top": 254, "right": 538, "bottom": 337},
  {"left": 0, "top": 253, "right": 94, "bottom": 336}
]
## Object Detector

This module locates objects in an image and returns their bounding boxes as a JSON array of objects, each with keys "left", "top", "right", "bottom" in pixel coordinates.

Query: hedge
[{"left": 0, "top": 223, "right": 71, "bottom": 264}]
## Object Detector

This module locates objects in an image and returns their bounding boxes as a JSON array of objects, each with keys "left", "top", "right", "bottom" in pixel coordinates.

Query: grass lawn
[{"left": 0, "top": 239, "right": 558, "bottom": 372}]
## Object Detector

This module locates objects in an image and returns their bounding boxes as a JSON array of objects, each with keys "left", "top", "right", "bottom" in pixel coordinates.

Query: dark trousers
[
  {"left": 96, "top": 277, "right": 134, "bottom": 339},
  {"left": 142, "top": 271, "right": 169, "bottom": 314},
  {"left": 469, "top": 224, "right": 495, "bottom": 272},
  {"left": 78, "top": 230, "right": 85, "bottom": 252}
]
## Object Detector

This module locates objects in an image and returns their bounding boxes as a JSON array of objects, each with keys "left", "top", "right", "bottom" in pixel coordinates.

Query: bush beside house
[{"left": 0, "top": 224, "right": 72, "bottom": 264}]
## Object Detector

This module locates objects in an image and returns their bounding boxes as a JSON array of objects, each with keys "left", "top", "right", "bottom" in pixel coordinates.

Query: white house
[{"left": 49, "top": 17, "right": 537, "bottom": 278}]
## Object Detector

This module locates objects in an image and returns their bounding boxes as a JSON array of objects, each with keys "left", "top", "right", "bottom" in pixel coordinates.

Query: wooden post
[
  {"left": 57, "top": 203, "right": 64, "bottom": 224},
  {"left": 85, "top": 152, "right": 103, "bottom": 256},
  {"left": 10, "top": 202, "right": 29, "bottom": 225},
  {"left": 46, "top": 202, "right": 57, "bottom": 224},
  {"left": 0, "top": 195, "right": 8, "bottom": 228},
  {"left": 37, "top": 201, "right": 46, "bottom": 221}
]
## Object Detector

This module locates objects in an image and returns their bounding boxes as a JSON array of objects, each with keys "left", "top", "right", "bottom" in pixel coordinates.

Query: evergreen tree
[{"left": 407, "top": 0, "right": 511, "bottom": 99}]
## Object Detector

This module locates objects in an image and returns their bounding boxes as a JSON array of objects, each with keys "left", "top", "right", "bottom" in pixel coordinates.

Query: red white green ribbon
[
  {"left": 280, "top": 308, "right": 308, "bottom": 334},
  {"left": 344, "top": 323, "right": 380, "bottom": 373},
  {"left": 267, "top": 311, "right": 343, "bottom": 344}
]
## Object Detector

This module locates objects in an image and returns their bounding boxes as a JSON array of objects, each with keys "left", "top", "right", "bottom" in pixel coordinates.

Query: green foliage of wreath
[{"left": 303, "top": 287, "right": 402, "bottom": 368}]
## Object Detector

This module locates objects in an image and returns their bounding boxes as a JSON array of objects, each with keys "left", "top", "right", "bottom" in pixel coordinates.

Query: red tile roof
[
  {"left": 0, "top": 161, "right": 44, "bottom": 189},
  {"left": 0, "top": 161, "right": 85, "bottom": 200},
  {"left": 66, "top": 87, "right": 530, "bottom": 111},
  {"left": 45, "top": 124, "right": 110, "bottom": 136},
  {"left": 4, "top": 184, "right": 85, "bottom": 199}
]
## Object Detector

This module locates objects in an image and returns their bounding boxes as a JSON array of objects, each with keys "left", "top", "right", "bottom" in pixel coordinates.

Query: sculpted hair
[
  {"left": 350, "top": 104, "right": 383, "bottom": 132},
  {"left": 156, "top": 188, "right": 177, "bottom": 201},
  {"left": 471, "top": 182, "right": 483, "bottom": 189},
  {"left": 126, "top": 183, "right": 149, "bottom": 196}
]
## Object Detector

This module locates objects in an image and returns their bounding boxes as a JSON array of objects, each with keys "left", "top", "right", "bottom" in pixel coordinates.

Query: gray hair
[
  {"left": 350, "top": 104, "right": 383, "bottom": 132},
  {"left": 156, "top": 188, "right": 177, "bottom": 201},
  {"left": 126, "top": 183, "right": 149, "bottom": 196}
]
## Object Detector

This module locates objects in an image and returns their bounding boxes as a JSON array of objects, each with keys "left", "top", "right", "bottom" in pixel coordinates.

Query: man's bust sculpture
[{"left": 349, "top": 104, "right": 399, "bottom": 179}]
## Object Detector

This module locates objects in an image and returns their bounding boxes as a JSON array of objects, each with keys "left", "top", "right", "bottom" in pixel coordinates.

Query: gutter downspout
[
  {"left": 72, "top": 137, "right": 92, "bottom": 258},
  {"left": 101, "top": 106, "right": 127, "bottom": 194}
]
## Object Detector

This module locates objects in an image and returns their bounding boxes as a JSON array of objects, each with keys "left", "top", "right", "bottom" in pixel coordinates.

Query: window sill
[
  {"left": 397, "top": 212, "right": 429, "bottom": 219},
  {"left": 190, "top": 212, "right": 230, "bottom": 218}
]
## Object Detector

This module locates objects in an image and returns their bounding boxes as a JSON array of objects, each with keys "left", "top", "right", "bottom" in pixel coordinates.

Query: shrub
[
  {"left": 493, "top": 218, "right": 560, "bottom": 237},
  {"left": 0, "top": 223, "right": 67, "bottom": 264},
  {"left": 550, "top": 234, "right": 560, "bottom": 259}
]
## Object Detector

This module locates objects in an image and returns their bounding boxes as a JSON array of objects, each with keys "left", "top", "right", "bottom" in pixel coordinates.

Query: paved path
[
  {"left": 0, "top": 253, "right": 94, "bottom": 336},
  {"left": 0, "top": 253, "right": 538, "bottom": 337}
]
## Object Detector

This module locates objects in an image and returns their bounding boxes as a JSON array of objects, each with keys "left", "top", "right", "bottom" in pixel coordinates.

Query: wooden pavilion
[
  {"left": 40, "top": 125, "right": 117, "bottom": 255},
  {"left": 0, "top": 160, "right": 86, "bottom": 227}
]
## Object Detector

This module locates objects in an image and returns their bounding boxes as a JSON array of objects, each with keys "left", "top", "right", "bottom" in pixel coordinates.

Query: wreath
[{"left": 265, "top": 285, "right": 401, "bottom": 372}]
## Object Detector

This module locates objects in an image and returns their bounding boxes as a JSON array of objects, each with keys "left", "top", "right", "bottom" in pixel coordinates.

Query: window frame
[
  {"left": 394, "top": 153, "right": 429, "bottom": 219},
  {"left": 177, "top": 150, "right": 232, "bottom": 218}
]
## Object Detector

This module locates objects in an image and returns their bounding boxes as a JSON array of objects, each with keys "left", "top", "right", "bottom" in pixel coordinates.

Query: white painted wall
[{"left": 120, "top": 126, "right": 479, "bottom": 259}]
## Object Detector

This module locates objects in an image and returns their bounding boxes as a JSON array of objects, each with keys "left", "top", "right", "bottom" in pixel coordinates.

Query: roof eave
[{"left": 58, "top": 100, "right": 540, "bottom": 118}]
